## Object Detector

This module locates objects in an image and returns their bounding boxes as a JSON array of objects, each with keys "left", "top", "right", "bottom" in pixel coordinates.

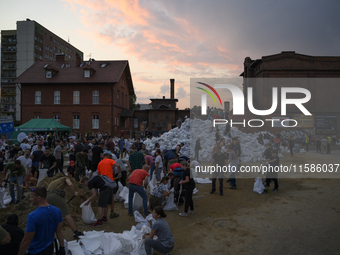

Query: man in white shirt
[
  {"left": 30, "top": 139, "right": 45, "bottom": 155},
  {"left": 17, "top": 149, "right": 32, "bottom": 198}
]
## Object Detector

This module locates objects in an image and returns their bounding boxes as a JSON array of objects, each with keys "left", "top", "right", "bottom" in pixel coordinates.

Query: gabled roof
[
  {"left": 43, "top": 64, "right": 59, "bottom": 72},
  {"left": 15, "top": 60, "right": 135, "bottom": 96}
]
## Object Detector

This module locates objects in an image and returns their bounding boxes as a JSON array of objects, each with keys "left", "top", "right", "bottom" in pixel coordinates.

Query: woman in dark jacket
[{"left": 179, "top": 161, "right": 195, "bottom": 217}]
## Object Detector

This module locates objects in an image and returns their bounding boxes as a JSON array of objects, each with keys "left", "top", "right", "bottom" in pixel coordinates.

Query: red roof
[{"left": 15, "top": 60, "right": 135, "bottom": 96}]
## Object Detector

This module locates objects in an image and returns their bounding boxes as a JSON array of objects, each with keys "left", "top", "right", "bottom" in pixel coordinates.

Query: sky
[{"left": 1, "top": 0, "right": 340, "bottom": 109}]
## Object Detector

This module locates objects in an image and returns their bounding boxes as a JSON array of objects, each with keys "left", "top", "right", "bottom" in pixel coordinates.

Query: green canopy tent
[{"left": 12, "top": 119, "right": 71, "bottom": 142}]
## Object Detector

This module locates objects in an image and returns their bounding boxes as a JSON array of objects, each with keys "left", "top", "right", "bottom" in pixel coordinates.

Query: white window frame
[
  {"left": 54, "top": 115, "right": 60, "bottom": 123},
  {"left": 92, "top": 91, "right": 99, "bottom": 104},
  {"left": 73, "top": 115, "right": 79, "bottom": 129},
  {"left": 73, "top": 91, "right": 80, "bottom": 104},
  {"left": 35, "top": 91, "right": 41, "bottom": 104},
  {"left": 92, "top": 115, "right": 99, "bottom": 129},
  {"left": 54, "top": 91, "right": 60, "bottom": 104},
  {"left": 34, "top": 115, "right": 40, "bottom": 119},
  {"left": 84, "top": 70, "right": 90, "bottom": 78}
]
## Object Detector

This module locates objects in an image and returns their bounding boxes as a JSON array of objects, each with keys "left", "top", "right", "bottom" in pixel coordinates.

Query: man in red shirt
[
  {"left": 169, "top": 162, "right": 181, "bottom": 172},
  {"left": 128, "top": 165, "right": 150, "bottom": 216}
]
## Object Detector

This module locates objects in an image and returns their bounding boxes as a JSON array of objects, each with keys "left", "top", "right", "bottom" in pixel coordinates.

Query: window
[
  {"left": 54, "top": 115, "right": 60, "bottom": 123},
  {"left": 166, "top": 113, "right": 169, "bottom": 119},
  {"left": 92, "top": 91, "right": 99, "bottom": 104},
  {"left": 73, "top": 91, "right": 79, "bottom": 104},
  {"left": 92, "top": 115, "right": 99, "bottom": 129},
  {"left": 73, "top": 115, "right": 79, "bottom": 129},
  {"left": 45, "top": 70, "right": 52, "bottom": 78},
  {"left": 54, "top": 91, "right": 60, "bottom": 104},
  {"left": 35, "top": 91, "right": 41, "bottom": 104},
  {"left": 120, "top": 77, "right": 125, "bottom": 87},
  {"left": 34, "top": 115, "right": 40, "bottom": 119},
  {"left": 154, "top": 113, "right": 158, "bottom": 119},
  {"left": 84, "top": 70, "right": 90, "bottom": 78},
  {"left": 117, "top": 93, "right": 119, "bottom": 106}
]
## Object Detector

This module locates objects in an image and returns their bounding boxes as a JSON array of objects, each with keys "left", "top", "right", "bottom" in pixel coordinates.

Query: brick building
[
  {"left": 131, "top": 79, "right": 190, "bottom": 137},
  {"left": 1, "top": 19, "right": 83, "bottom": 122},
  {"left": 15, "top": 54, "right": 135, "bottom": 136},
  {"left": 238, "top": 51, "right": 340, "bottom": 137}
]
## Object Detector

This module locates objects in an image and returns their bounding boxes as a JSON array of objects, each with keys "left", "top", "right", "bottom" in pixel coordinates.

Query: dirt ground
[{"left": 1, "top": 150, "right": 340, "bottom": 255}]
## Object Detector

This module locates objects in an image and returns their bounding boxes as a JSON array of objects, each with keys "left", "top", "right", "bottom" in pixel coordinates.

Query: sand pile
[{"left": 0, "top": 173, "right": 93, "bottom": 230}]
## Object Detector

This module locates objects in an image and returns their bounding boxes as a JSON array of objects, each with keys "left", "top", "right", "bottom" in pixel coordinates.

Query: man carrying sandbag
[
  {"left": 128, "top": 165, "right": 150, "bottom": 217},
  {"left": 81, "top": 174, "right": 118, "bottom": 227},
  {"left": 46, "top": 174, "right": 83, "bottom": 238}
]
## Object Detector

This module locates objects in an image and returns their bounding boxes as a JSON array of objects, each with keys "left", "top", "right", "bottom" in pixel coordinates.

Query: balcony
[
  {"left": 2, "top": 65, "right": 16, "bottom": 70},
  {"left": 1, "top": 38, "right": 17, "bottom": 44},
  {"left": 1, "top": 56, "right": 16, "bottom": 61},
  {"left": 1, "top": 100, "right": 16, "bottom": 104},
  {"left": 2, "top": 47, "right": 16, "bottom": 53},
  {"left": 1, "top": 108, "right": 16, "bottom": 113},
  {"left": 1, "top": 90, "right": 16, "bottom": 96}
]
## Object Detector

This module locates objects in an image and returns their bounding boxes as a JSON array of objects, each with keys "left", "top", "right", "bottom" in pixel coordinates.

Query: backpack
[{"left": 173, "top": 167, "right": 184, "bottom": 178}]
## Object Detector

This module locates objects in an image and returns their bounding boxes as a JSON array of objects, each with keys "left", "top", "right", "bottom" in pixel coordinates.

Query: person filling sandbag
[
  {"left": 128, "top": 165, "right": 150, "bottom": 216},
  {"left": 81, "top": 174, "right": 117, "bottom": 227},
  {"left": 46, "top": 173, "right": 83, "bottom": 238},
  {"left": 149, "top": 177, "right": 171, "bottom": 211},
  {"left": 143, "top": 206, "right": 174, "bottom": 255}
]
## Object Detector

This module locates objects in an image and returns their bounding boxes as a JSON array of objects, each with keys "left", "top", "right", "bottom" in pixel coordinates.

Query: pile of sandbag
[
  {"left": 66, "top": 225, "right": 151, "bottom": 255},
  {"left": 65, "top": 212, "right": 158, "bottom": 255}
]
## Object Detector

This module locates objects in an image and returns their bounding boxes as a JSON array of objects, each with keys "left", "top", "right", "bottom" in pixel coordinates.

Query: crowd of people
[
  {"left": 0, "top": 126, "right": 338, "bottom": 254},
  {"left": 0, "top": 133, "right": 196, "bottom": 254}
]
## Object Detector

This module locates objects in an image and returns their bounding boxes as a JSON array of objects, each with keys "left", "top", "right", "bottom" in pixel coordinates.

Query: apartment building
[{"left": 1, "top": 18, "right": 83, "bottom": 123}]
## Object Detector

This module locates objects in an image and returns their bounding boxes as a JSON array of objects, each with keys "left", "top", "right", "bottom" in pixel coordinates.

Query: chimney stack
[
  {"left": 170, "top": 79, "right": 175, "bottom": 99},
  {"left": 76, "top": 53, "right": 81, "bottom": 67},
  {"left": 55, "top": 53, "right": 65, "bottom": 62}
]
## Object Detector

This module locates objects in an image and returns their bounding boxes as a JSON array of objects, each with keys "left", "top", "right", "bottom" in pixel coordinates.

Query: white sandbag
[
  {"left": 133, "top": 193, "right": 144, "bottom": 212},
  {"left": 119, "top": 186, "right": 129, "bottom": 202},
  {"left": 37, "top": 168, "right": 48, "bottom": 185},
  {"left": 163, "top": 189, "right": 178, "bottom": 211},
  {"left": 0, "top": 188, "right": 6, "bottom": 208},
  {"left": 79, "top": 238, "right": 101, "bottom": 252},
  {"left": 134, "top": 211, "right": 151, "bottom": 230},
  {"left": 300, "top": 149, "right": 306, "bottom": 153},
  {"left": 253, "top": 177, "right": 265, "bottom": 194},
  {"left": 124, "top": 192, "right": 146, "bottom": 211},
  {"left": 103, "top": 233, "right": 123, "bottom": 254},
  {"left": 193, "top": 188, "right": 198, "bottom": 194},
  {"left": 115, "top": 181, "right": 124, "bottom": 200},
  {"left": 85, "top": 169, "right": 91, "bottom": 178},
  {"left": 67, "top": 240, "right": 85, "bottom": 255},
  {"left": 194, "top": 177, "right": 212, "bottom": 184},
  {"left": 80, "top": 200, "right": 97, "bottom": 224},
  {"left": 4, "top": 192, "right": 11, "bottom": 205}
]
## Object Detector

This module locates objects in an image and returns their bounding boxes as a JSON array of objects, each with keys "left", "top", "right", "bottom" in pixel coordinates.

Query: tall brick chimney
[
  {"left": 76, "top": 53, "right": 81, "bottom": 67},
  {"left": 55, "top": 53, "right": 65, "bottom": 62},
  {"left": 170, "top": 79, "right": 175, "bottom": 99}
]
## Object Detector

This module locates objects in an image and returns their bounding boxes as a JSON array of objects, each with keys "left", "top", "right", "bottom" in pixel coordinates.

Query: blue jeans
[
  {"left": 150, "top": 162, "right": 155, "bottom": 180},
  {"left": 128, "top": 184, "right": 148, "bottom": 215},
  {"left": 145, "top": 239, "right": 173, "bottom": 255},
  {"left": 9, "top": 175, "right": 24, "bottom": 202}
]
